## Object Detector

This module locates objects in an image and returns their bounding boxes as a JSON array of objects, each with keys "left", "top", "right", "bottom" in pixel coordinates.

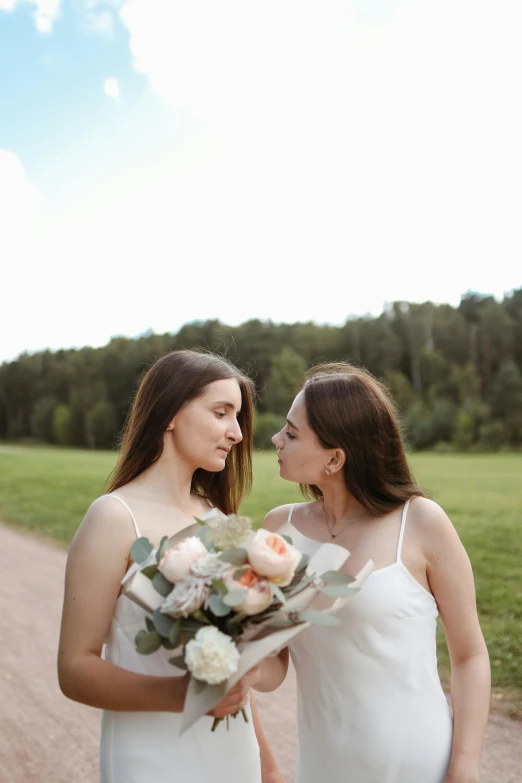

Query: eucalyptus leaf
[
  {"left": 226, "top": 612, "right": 247, "bottom": 627},
  {"left": 208, "top": 593, "right": 232, "bottom": 617},
  {"left": 296, "top": 553, "right": 309, "bottom": 572},
  {"left": 321, "top": 585, "right": 359, "bottom": 597},
  {"left": 281, "top": 534, "right": 293, "bottom": 546},
  {"left": 181, "top": 618, "right": 206, "bottom": 633},
  {"left": 136, "top": 630, "right": 162, "bottom": 654},
  {"left": 218, "top": 548, "right": 249, "bottom": 566},
  {"left": 194, "top": 517, "right": 208, "bottom": 526},
  {"left": 232, "top": 567, "right": 250, "bottom": 581},
  {"left": 130, "top": 537, "right": 153, "bottom": 565},
  {"left": 153, "top": 609, "right": 176, "bottom": 637},
  {"left": 169, "top": 619, "right": 181, "bottom": 648},
  {"left": 270, "top": 582, "right": 287, "bottom": 605},
  {"left": 161, "top": 638, "right": 175, "bottom": 650},
  {"left": 211, "top": 579, "right": 227, "bottom": 596},
  {"left": 298, "top": 610, "right": 341, "bottom": 626},
  {"left": 284, "top": 573, "right": 316, "bottom": 597},
  {"left": 192, "top": 609, "right": 211, "bottom": 624},
  {"left": 145, "top": 616, "right": 155, "bottom": 633},
  {"left": 155, "top": 536, "right": 170, "bottom": 564},
  {"left": 141, "top": 564, "right": 159, "bottom": 579},
  {"left": 197, "top": 527, "right": 213, "bottom": 549},
  {"left": 135, "top": 629, "right": 147, "bottom": 645},
  {"left": 169, "top": 655, "right": 188, "bottom": 670},
  {"left": 321, "top": 570, "right": 355, "bottom": 585},
  {"left": 223, "top": 588, "right": 248, "bottom": 608},
  {"left": 152, "top": 572, "right": 174, "bottom": 597}
]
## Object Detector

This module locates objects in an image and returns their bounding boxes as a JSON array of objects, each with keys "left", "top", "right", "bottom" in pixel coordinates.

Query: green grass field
[{"left": 0, "top": 446, "right": 520, "bottom": 717}]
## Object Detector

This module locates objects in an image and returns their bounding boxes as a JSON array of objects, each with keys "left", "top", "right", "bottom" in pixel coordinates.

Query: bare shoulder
[
  {"left": 262, "top": 503, "right": 296, "bottom": 532},
  {"left": 69, "top": 494, "right": 137, "bottom": 557},
  {"left": 407, "top": 495, "right": 463, "bottom": 558}
]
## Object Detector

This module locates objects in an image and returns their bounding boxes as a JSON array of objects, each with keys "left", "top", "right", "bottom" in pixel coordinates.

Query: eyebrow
[
  {"left": 287, "top": 418, "right": 299, "bottom": 431},
  {"left": 212, "top": 401, "right": 240, "bottom": 411}
]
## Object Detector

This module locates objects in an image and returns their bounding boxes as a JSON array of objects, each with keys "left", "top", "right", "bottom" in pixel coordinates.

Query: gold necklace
[{"left": 322, "top": 498, "right": 365, "bottom": 539}]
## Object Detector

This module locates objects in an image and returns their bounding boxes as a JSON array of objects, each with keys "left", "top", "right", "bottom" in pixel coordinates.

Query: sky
[{"left": 1, "top": 0, "right": 521, "bottom": 363}]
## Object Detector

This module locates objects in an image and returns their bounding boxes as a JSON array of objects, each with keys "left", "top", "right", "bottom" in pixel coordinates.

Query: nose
[
  {"left": 227, "top": 419, "right": 243, "bottom": 444},
  {"left": 271, "top": 430, "right": 284, "bottom": 450}
]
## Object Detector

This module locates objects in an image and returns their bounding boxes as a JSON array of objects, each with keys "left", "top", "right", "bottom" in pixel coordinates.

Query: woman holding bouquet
[
  {"left": 264, "top": 362, "right": 490, "bottom": 783},
  {"left": 58, "top": 350, "right": 283, "bottom": 783}
]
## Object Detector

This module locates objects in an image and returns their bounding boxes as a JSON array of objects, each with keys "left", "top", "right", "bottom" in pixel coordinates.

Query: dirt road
[{"left": 0, "top": 525, "right": 520, "bottom": 783}]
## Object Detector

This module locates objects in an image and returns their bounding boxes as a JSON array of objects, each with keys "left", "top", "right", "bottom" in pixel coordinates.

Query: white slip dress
[
  {"left": 98, "top": 494, "right": 262, "bottom": 783},
  {"left": 286, "top": 499, "right": 453, "bottom": 783}
]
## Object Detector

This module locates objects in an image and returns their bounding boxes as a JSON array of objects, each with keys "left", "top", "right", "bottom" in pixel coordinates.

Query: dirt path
[{"left": 0, "top": 524, "right": 520, "bottom": 783}]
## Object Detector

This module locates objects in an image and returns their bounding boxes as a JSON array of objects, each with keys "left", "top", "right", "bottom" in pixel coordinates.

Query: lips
[{"left": 218, "top": 447, "right": 231, "bottom": 454}]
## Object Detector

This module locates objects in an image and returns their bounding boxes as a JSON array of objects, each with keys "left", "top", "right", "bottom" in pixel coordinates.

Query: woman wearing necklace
[{"left": 259, "top": 362, "right": 490, "bottom": 783}]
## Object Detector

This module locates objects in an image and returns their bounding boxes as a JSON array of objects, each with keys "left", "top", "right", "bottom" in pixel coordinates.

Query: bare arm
[
  {"left": 58, "top": 497, "right": 256, "bottom": 717},
  {"left": 421, "top": 500, "right": 490, "bottom": 782},
  {"left": 250, "top": 692, "right": 285, "bottom": 783}
]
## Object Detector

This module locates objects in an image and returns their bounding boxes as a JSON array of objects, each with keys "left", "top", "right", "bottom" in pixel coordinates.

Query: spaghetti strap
[
  {"left": 288, "top": 503, "right": 298, "bottom": 524},
  {"left": 396, "top": 498, "right": 411, "bottom": 562},
  {"left": 99, "top": 493, "right": 141, "bottom": 539}
]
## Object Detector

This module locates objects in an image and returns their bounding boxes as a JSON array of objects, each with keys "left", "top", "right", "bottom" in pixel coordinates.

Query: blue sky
[{"left": 1, "top": 0, "right": 521, "bottom": 362}]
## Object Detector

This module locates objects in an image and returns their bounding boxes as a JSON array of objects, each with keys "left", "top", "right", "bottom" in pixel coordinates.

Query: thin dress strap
[
  {"left": 287, "top": 503, "right": 298, "bottom": 524},
  {"left": 100, "top": 493, "right": 141, "bottom": 539},
  {"left": 396, "top": 498, "right": 411, "bottom": 563}
]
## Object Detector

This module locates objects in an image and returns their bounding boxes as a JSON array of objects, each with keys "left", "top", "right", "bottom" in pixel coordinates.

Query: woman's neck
[
  {"left": 320, "top": 481, "right": 365, "bottom": 524},
  {"left": 130, "top": 444, "right": 198, "bottom": 513}
]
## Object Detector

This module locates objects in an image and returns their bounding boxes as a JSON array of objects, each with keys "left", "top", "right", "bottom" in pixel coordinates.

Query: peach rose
[
  {"left": 247, "top": 529, "right": 302, "bottom": 587},
  {"left": 225, "top": 568, "right": 273, "bottom": 616},
  {"left": 158, "top": 536, "right": 208, "bottom": 583}
]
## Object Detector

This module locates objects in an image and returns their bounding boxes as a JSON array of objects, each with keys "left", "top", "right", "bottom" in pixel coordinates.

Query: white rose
[
  {"left": 185, "top": 626, "right": 240, "bottom": 685},
  {"left": 158, "top": 536, "right": 208, "bottom": 583},
  {"left": 160, "top": 576, "right": 210, "bottom": 618},
  {"left": 248, "top": 529, "right": 302, "bottom": 587}
]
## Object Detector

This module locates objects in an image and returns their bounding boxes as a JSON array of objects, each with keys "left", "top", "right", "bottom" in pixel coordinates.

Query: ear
[{"left": 326, "top": 448, "right": 346, "bottom": 474}]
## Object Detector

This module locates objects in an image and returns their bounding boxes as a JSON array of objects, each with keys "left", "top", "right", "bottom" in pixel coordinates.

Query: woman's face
[
  {"left": 271, "top": 390, "right": 331, "bottom": 485},
  {"left": 170, "top": 378, "right": 244, "bottom": 472}
]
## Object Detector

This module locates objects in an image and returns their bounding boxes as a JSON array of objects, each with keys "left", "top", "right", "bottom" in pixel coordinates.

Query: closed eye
[{"left": 285, "top": 431, "right": 296, "bottom": 440}]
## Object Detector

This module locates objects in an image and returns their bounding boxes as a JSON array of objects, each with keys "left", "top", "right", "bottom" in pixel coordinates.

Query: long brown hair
[
  {"left": 301, "top": 362, "right": 424, "bottom": 515},
  {"left": 107, "top": 350, "right": 255, "bottom": 514}
]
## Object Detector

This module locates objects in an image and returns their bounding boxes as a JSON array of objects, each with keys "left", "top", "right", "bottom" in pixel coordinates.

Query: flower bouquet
[{"left": 121, "top": 511, "right": 373, "bottom": 734}]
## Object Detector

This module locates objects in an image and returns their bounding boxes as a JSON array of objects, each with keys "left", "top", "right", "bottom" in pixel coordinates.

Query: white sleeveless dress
[
  {"left": 285, "top": 499, "right": 453, "bottom": 783},
  {"left": 99, "top": 495, "right": 262, "bottom": 783}
]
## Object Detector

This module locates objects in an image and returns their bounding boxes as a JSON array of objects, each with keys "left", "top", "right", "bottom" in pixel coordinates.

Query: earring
[{"left": 325, "top": 469, "right": 331, "bottom": 475}]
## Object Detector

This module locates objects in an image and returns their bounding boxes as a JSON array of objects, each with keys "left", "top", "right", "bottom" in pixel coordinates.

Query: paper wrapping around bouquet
[{"left": 180, "top": 543, "right": 374, "bottom": 734}]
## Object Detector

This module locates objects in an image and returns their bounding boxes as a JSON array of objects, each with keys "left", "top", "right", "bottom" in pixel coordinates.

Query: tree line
[{"left": 1, "top": 289, "right": 521, "bottom": 452}]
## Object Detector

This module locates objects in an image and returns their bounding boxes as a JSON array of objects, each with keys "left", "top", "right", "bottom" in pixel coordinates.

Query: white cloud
[
  {"left": 114, "top": 1, "right": 522, "bottom": 282},
  {"left": 103, "top": 77, "right": 120, "bottom": 98},
  {"left": 0, "top": 0, "right": 62, "bottom": 33}
]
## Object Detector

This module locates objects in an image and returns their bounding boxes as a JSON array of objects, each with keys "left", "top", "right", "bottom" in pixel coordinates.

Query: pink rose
[
  {"left": 248, "top": 529, "right": 302, "bottom": 587},
  {"left": 158, "top": 536, "right": 208, "bottom": 583},
  {"left": 225, "top": 568, "right": 273, "bottom": 616}
]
